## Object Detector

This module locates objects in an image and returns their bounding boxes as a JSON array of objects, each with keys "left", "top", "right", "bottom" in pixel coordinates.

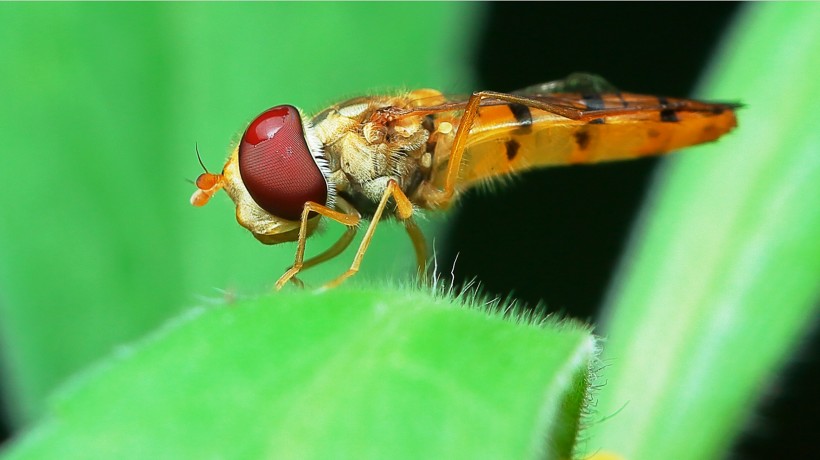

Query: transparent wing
[
  {"left": 513, "top": 72, "right": 620, "bottom": 96},
  {"left": 396, "top": 73, "right": 738, "bottom": 122}
]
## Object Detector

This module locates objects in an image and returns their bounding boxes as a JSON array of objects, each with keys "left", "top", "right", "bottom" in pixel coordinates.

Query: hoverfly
[{"left": 191, "top": 73, "right": 738, "bottom": 290}]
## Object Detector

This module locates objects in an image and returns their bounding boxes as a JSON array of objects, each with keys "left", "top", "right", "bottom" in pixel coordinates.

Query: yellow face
[{"left": 190, "top": 146, "right": 305, "bottom": 245}]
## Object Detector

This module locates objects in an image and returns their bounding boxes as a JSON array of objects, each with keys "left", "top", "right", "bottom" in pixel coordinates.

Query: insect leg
[
  {"left": 299, "top": 227, "right": 358, "bottom": 272},
  {"left": 289, "top": 224, "right": 358, "bottom": 288},
  {"left": 391, "top": 183, "right": 428, "bottom": 282},
  {"left": 403, "top": 217, "right": 428, "bottom": 282},
  {"left": 389, "top": 190, "right": 430, "bottom": 281},
  {"left": 294, "top": 196, "right": 362, "bottom": 274},
  {"left": 275, "top": 202, "right": 360, "bottom": 290},
  {"left": 321, "top": 180, "right": 414, "bottom": 290}
]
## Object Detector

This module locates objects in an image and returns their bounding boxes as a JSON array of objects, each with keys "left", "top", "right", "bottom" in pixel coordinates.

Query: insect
[{"left": 191, "top": 73, "right": 739, "bottom": 290}]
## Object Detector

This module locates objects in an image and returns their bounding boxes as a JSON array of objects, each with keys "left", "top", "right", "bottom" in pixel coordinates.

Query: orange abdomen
[{"left": 452, "top": 98, "right": 738, "bottom": 190}]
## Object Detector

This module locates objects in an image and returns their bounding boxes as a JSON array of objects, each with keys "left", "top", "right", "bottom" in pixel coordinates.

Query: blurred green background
[
  {"left": 0, "top": 1, "right": 478, "bottom": 427},
  {"left": 0, "top": 2, "right": 816, "bottom": 458}
]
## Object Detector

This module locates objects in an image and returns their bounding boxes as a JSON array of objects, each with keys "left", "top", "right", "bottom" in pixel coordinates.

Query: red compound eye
[{"left": 238, "top": 105, "right": 328, "bottom": 220}]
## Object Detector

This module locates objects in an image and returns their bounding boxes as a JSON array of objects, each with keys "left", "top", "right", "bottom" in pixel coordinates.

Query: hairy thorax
[{"left": 312, "top": 96, "right": 432, "bottom": 216}]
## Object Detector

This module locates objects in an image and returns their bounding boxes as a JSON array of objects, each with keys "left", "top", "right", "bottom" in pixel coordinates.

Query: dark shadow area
[
  {"left": 0, "top": 406, "right": 8, "bottom": 446},
  {"left": 440, "top": 3, "right": 815, "bottom": 458},
  {"left": 444, "top": 1, "right": 739, "bottom": 321},
  {"left": 732, "top": 328, "right": 819, "bottom": 460}
]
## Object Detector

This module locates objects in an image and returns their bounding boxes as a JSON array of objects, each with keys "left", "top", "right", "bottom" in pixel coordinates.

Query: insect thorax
[{"left": 312, "top": 97, "right": 433, "bottom": 217}]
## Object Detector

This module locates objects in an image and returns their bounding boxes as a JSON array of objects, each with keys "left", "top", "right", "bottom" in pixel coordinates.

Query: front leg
[
  {"left": 275, "top": 201, "right": 360, "bottom": 290},
  {"left": 293, "top": 197, "right": 362, "bottom": 275}
]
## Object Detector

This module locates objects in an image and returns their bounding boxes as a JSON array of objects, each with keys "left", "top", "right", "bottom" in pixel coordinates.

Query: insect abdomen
[{"left": 457, "top": 103, "right": 737, "bottom": 188}]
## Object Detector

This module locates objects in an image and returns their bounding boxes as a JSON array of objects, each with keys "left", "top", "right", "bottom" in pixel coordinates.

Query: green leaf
[
  {"left": 585, "top": 3, "right": 820, "bottom": 459},
  {"left": 0, "top": 2, "right": 479, "bottom": 424},
  {"left": 1, "top": 289, "right": 596, "bottom": 460}
]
